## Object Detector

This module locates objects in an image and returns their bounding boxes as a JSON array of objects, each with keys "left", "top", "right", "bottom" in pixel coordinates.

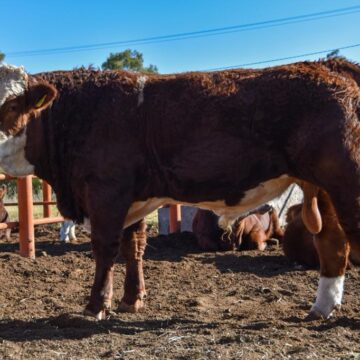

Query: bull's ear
[{"left": 26, "top": 83, "right": 57, "bottom": 111}]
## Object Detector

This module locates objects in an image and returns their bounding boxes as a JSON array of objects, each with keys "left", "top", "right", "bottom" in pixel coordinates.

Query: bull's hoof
[
  {"left": 308, "top": 303, "right": 341, "bottom": 320},
  {"left": 118, "top": 299, "right": 145, "bottom": 313},
  {"left": 84, "top": 302, "right": 111, "bottom": 320},
  {"left": 83, "top": 308, "right": 109, "bottom": 320}
]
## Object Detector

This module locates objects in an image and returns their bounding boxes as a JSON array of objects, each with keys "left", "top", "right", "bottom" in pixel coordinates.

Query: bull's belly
[{"left": 124, "top": 174, "right": 294, "bottom": 228}]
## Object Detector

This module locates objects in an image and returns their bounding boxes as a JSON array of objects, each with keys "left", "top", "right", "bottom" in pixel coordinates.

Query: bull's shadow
[
  {"left": 197, "top": 252, "right": 312, "bottom": 277},
  {"left": 0, "top": 314, "right": 216, "bottom": 342},
  {"left": 1, "top": 231, "right": 303, "bottom": 278},
  {"left": 283, "top": 315, "right": 360, "bottom": 331},
  {"left": 0, "top": 231, "right": 202, "bottom": 260},
  {"left": 0, "top": 239, "right": 92, "bottom": 258},
  {"left": 1, "top": 313, "right": 359, "bottom": 343},
  {"left": 144, "top": 232, "right": 202, "bottom": 261},
  {"left": 147, "top": 233, "right": 308, "bottom": 277}
]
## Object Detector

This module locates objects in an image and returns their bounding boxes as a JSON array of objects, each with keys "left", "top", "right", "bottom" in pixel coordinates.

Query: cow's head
[{"left": 0, "top": 64, "right": 57, "bottom": 176}]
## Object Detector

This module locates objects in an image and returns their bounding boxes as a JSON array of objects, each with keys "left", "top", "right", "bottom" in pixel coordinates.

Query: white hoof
[{"left": 310, "top": 276, "right": 344, "bottom": 319}]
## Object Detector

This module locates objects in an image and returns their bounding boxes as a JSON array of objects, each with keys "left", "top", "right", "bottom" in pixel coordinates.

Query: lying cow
[
  {"left": 192, "top": 205, "right": 283, "bottom": 251},
  {"left": 1, "top": 59, "right": 360, "bottom": 321},
  {"left": 0, "top": 184, "right": 10, "bottom": 241}
]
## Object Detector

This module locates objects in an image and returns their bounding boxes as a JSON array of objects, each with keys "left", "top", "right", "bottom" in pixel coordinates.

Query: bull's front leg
[
  {"left": 118, "top": 219, "right": 147, "bottom": 313},
  {"left": 310, "top": 190, "right": 350, "bottom": 319},
  {"left": 84, "top": 184, "right": 131, "bottom": 320}
]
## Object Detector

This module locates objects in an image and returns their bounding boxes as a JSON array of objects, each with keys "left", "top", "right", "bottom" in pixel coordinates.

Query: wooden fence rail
[{"left": 0, "top": 175, "right": 63, "bottom": 259}]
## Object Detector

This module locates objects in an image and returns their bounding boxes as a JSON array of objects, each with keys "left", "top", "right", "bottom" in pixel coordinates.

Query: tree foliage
[
  {"left": 102, "top": 49, "right": 158, "bottom": 73},
  {"left": 2, "top": 178, "right": 43, "bottom": 198},
  {"left": 0, "top": 51, "right": 5, "bottom": 63}
]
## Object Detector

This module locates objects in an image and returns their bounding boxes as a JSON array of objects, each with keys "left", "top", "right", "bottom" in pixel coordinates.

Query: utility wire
[
  {"left": 205, "top": 43, "right": 360, "bottom": 71},
  {"left": 6, "top": 5, "right": 360, "bottom": 58}
]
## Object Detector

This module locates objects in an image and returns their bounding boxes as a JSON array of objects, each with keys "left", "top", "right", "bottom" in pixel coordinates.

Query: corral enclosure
[{"left": 0, "top": 226, "right": 359, "bottom": 359}]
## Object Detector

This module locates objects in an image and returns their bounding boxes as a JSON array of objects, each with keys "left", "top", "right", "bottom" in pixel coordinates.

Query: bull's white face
[{"left": 0, "top": 64, "right": 57, "bottom": 176}]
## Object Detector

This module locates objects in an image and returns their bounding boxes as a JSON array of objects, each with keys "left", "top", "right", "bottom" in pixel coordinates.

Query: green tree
[
  {"left": 0, "top": 51, "right": 5, "bottom": 63},
  {"left": 102, "top": 49, "right": 158, "bottom": 73}
]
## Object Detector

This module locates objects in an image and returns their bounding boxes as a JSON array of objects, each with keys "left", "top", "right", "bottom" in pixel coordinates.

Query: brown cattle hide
[{"left": 29, "top": 60, "right": 360, "bottom": 227}]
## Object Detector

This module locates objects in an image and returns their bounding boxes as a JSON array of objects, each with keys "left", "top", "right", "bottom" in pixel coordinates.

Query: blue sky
[{"left": 1, "top": 0, "right": 360, "bottom": 74}]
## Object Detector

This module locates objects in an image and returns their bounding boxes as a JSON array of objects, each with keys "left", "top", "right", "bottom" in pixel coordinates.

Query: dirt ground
[{"left": 0, "top": 226, "right": 359, "bottom": 360}]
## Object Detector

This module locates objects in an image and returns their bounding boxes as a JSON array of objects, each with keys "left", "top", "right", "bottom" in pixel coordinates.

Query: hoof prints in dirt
[{"left": 0, "top": 226, "right": 360, "bottom": 359}]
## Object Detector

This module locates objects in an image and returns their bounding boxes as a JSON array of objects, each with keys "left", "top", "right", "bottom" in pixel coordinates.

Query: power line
[
  {"left": 6, "top": 5, "right": 360, "bottom": 58},
  {"left": 205, "top": 43, "right": 360, "bottom": 71}
]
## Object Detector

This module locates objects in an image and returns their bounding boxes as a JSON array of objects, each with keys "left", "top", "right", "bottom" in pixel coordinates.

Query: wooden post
[
  {"left": 17, "top": 176, "right": 35, "bottom": 259},
  {"left": 42, "top": 181, "right": 52, "bottom": 217},
  {"left": 169, "top": 204, "right": 181, "bottom": 233}
]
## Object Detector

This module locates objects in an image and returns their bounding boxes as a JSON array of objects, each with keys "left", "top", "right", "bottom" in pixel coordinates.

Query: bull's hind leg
[
  {"left": 84, "top": 184, "right": 131, "bottom": 320},
  {"left": 118, "top": 219, "right": 147, "bottom": 313},
  {"left": 310, "top": 190, "right": 350, "bottom": 319}
]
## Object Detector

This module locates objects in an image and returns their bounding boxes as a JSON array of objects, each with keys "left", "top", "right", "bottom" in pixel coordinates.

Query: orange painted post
[
  {"left": 17, "top": 176, "right": 35, "bottom": 259},
  {"left": 169, "top": 204, "right": 181, "bottom": 233},
  {"left": 34, "top": 216, "right": 64, "bottom": 225},
  {"left": 42, "top": 181, "right": 52, "bottom": 218}
]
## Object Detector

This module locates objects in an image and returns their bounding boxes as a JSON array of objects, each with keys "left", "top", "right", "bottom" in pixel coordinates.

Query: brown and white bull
[{"left": 1, "top": 59, "right": 360, "bottom": 320}]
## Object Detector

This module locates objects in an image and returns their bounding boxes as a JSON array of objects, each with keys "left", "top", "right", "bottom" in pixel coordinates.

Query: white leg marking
[
  {"left": 311, "top": 276, "right": 344, "bottom": 319},
  {"left": 83, "top": 217, "right": 91, "bottom": 234},
  {"left": 60, "top": 220, "right": 71, "bottom": 242},
  {"left": 69, "top": 223, "right": 77, "bottom": 241}
]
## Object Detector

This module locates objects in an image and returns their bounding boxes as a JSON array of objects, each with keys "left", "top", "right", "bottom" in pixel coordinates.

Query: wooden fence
[{"left": 0, "top": 174, "right": 181, "bottom": 259}]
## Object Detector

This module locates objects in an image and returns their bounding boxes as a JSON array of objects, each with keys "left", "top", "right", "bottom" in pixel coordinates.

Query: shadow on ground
[
  {"left": 0, "top": 314, "right": 218, "bottom": 341},
  {"left": 198, "top": 252, "right": 303, "bottom": 277}
]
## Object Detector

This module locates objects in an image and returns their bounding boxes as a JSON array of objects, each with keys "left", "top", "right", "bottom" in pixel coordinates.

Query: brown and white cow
[
  {"left": 192, "top": 205, "right": 283, "bottom": 251},
  {"left": 0, "top": 60, "right": 360, "bottom": 320}
]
